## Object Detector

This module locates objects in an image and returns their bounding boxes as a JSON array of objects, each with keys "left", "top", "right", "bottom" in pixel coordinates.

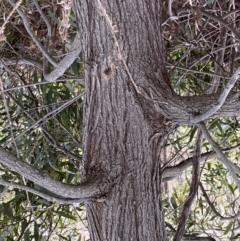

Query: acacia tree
[{"left": 1, "top": 0, "right": 240, "bottom": 240}]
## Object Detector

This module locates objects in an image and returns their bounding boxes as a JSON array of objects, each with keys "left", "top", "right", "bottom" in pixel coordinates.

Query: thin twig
[
  {"left": 166, "top": 63, "right": 230, "bottom": 80},
  {"left": 5, "top": 91, "right": 82, "bottom": 163},
  {"left": 162, "top": 143, "right": 240, "bottom": 182},
  {"left": 2, "top": 77, "right": 84, "bottom": 92},
  {"left": 3, "top": 92, "right": 84, "bottom": 147},
  {"left": 176, "top": 8, "right": 240, "bottom": 40},
  {"left": 0, "top": 0, "right": 22, "bottom": 36},
  {"left": 198, "top": 122, "right": 240, "bottom": 190},
  {"left": 200, "top": 182, "right": 240, "bottom": 221},
  {"left": 0, "top": 74, "right": 36, "bottom": 217},
  {"left": 7, "top": 0, "right": 57, "bottom": 67},
  {"left": 44, "top": 31, "right": 82, "bottom": 82},
  {"left": 32, "top": 0, "right": 51, "bottom": 38},
  {"left": 173, "top": 130, "right": 203, "bottom": 241},
  {"left": 0, "top": 178, "right": 85, "bottom": 204}
]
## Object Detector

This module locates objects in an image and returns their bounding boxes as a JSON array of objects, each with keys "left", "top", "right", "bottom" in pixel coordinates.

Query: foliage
[{"left": 0, "top": 0, "right": 240, "bottom": 240}]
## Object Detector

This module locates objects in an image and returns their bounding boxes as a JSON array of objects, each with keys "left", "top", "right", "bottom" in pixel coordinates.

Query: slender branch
[
  {"left": 209, "top": 26, "right": 227, "bottom": 94},
  {"left": 32, "top": 0, "right": 51, "bottom": 38},
  {"left": 0, "top": 0, "right": 22, "bottom": 39},
  {"left": 0, "top": 148, "right": 110, "bottom": 199},
  {"left": 5, "top": 91, "right": 82, "bottom": 163},
  {"left": 176, "top": 8, "right": 240, "bottom": 40},
  {"left": 3, "top": 92, "right": 84, "bottom": 147},
  {"left": 166, "top": 63, "right": 231, "bottom": 80},
  {"left": 173, "top": 130, "right": 203, "bottom": 241},
  {"left": 191, "top": 67, "right": 240, "bottom": 123},
  {"left": 201, "top": 9, "right": 240, "bottom": 40},
  {"left": 0, "top": 178, "right": 85, "bottom": 204},
  {"left": 200, "top": 182, "right": 240, "bottom": 221},
  {"left": 3, "top": 77, "right": 84, "bottom": 92},
  {"left": 44, "top": 31, "right": 82, "bottom": 82},
  {"left": 162, "top": 143, "right": 240, "bottom": 182},
  {"left": 166, "top": 222, "right": 216, "bottom": 241},
  {"left": 198, "top": 122, "right": 240, "bottom": 190},
  {"left": 7, "top": 0, "right": 57, "bottom": 67},
  {"left": 1, "top": 58, "right": 43, "bottom": 68},
  {"left": 1, "top": 74, "right": 36, "bottom": 215},
  {"left": 200, "top": 182, "right": 224, "bottom": 219},
  {"left": 168, "top": 0, "right": 173, "bottom": 17}
]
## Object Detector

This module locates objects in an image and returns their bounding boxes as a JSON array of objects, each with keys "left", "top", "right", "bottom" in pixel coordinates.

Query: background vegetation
[{"left": 0, "top": 0, "right": 240, "bottom": 240}]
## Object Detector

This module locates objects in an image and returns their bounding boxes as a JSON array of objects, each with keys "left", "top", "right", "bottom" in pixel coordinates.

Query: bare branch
[
  {"left": 173, "top": 130, "right": 203, "bottom": 241},
  {"left": 0, "top": 0, "right": 22, "bottom": 39},
  {"left": 198, "top": 122, "right": 240, "bottom": 190},
  {"left": 209, "top": 26, "right": 227, "bottom": 94},
  {"left": 162, "top": 144, "right": 240, "bottom": 182},
  {"left": 176, "top": 8, "right": 240, "bottom": 40},
  {"left": 3, "top": 77, "right": 84, "bottom": 92},
  {"left": 191, "top": 67, "right": 240, "bottom": 123},
  {"left": 0, "top": 178, "right": 85, "bottom": 205},
  {"left": 166, "top": 222, "right": 216, "bottom": 241},
  {"left": 5, "top": 91, "right": 82, "bottom": 163},
  {"left": 44, "top": 31, "right": 82, "bottom": 82},
  {"left": 1, "top": 58, "right": 43, "bottom": 69},
  {"left": 0, "top": 148, "right": 110, "bottom": 199},
  {"left": 3, "top": 92, "right": 84, "bottom": 147},
  {"left": 32, "top": 0, "right": 51, "bottom": 38},
  {"left": 7, "top": 0, "right": 57, "bottom": 67}
]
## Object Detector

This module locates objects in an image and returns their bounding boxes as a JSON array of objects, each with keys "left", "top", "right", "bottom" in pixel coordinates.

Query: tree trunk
[{"left": 74, "top": 0, "right": 170, "bottom": 240}]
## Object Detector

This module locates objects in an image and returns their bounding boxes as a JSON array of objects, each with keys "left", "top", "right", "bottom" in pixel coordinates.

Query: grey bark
[
  {"left": 73, "top": 0, "right": 240, "bottom": 240},
  {"left": 75, "top": 0, "right": 168, "bottom": 240},
  {"left": 0, "top": 148, "right": 110, "bottom": 200},
  {"left": 2, "top": 0, "right": 240, "bottom": 240}
]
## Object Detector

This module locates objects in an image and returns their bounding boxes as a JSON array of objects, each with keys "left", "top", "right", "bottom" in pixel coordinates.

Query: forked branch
[{"left": 191, "top": 67, "right": 240, "bottom": 123}]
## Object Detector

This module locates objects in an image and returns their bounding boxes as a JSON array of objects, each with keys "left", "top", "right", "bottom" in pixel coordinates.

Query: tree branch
[
  {"left": 162, "top": 144, "right": 240, "bottom": 182},
  {"left": 43, "top": 31, "right": 82, "bottom": 82},
  {"left": 191, "top": 67, "right": 240, "bottom": 123},
  {"left": 175, "top": 8, "right": 240, "bottom": 40},
  {"left": 0, "top": 148, "right": 110, "bottom": 199},
  {"left": 198, "top": 122, "right": 240, "bottom": 190},
  {"left": 5, "top": 91, "right": 82, "bottom": 164},
  {"left": 1, "top": 58, "right": 43, "bottom": 69},
  {"left": 0, "top": 178, "right": 85, "bottom": 204},
  {"left": 166, "top": 221, "right": 216, "bottom": 241},
  {"left": 7, "top": 0, "right": 57, "bottom": 67},
  {"left": 173, "top": 130, "right": 203, "bottom": 241}
]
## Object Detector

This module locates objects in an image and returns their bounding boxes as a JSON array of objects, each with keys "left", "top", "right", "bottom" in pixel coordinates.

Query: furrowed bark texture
[
  {"left": 75, "top": 0, "right": 169, "bottom": 240},
  {"left": 74, "top": 0, "right": 240, "bottom": 240}
]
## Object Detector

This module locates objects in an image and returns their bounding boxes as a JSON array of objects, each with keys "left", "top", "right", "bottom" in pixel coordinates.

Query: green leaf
[
  {"left": 56, "top": 211, "right": 77, "bottom": 221},
  {"left": 206, "top": 0, "right": 215, "bottom": 4},
  {"left": 228, "top": 184, "right": 236, "bottom": 195},
  {"left": 224, "top": 221, "right": 233, "bottom": 235},
  {"left": 189, "top": 126, "right": 198, "bottom": 143},
  {"left": 170, "top": 197, "right": 178, "bottom": 209},
  {"left": 24, "top": 229, "right": 30, "bottom": 241},
  {"left": 48, "top": 11, "right": 59, "bottom": 24},
  {"left": 34, "top": 222, "right": 39, "bottom": 241}
]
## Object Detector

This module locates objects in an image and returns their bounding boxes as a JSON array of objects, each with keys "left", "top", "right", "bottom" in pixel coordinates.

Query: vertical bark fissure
[{"left": 75, "top": 0, "right": 170, "bottom": 240}]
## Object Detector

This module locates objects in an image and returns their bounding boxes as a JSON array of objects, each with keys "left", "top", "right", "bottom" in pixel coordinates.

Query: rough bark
[
  {"left": 74, "top": 0, "right": 169, "bottom": 240},
  {"left": 73, "top": 0, "right": 240, "bottom": 240}
]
